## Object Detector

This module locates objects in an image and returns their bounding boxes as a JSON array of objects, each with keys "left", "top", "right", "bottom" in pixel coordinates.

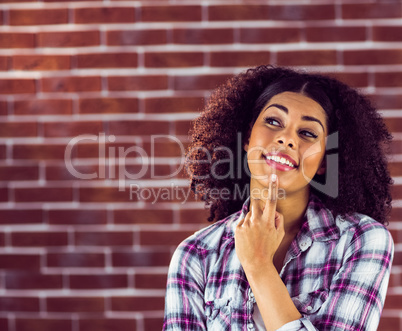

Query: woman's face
[{"left": 244, "top": 91, "right": 328, "bottom": 198}]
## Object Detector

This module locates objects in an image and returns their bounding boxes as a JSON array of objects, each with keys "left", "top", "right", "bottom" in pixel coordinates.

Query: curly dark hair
[{"left": 185, "top": 65, "right": 393, "bottom": 224}]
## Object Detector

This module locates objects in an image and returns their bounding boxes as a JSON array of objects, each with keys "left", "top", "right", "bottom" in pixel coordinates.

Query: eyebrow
[{"left": 266, "top": 103, "right": 325, "bottom": 132}]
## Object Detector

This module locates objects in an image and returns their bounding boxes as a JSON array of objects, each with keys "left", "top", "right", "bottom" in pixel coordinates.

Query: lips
[{"left": 263, "top": 152, "right": 298, "bottom": 170}]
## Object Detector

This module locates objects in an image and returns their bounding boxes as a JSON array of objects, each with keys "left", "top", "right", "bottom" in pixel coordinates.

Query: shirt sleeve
[
  {"left": 277, "top": 223, "right": 394, "bottom": 331},
  {"left": 163, "top": 237, "right": 207, "bottom": 331}
]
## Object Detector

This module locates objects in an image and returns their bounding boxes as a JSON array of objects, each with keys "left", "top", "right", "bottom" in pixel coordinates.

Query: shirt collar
[{"left": 229, "top": 194, "right": 340, "bottom": 243}]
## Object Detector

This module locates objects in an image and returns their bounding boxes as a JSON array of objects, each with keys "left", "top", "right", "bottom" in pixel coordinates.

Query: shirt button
[
  {"left": 307, "top": 306, "right": 312, "bottom": 311},
  {"left": 247, "top": 323, "right": 254, "bottom": 329}
]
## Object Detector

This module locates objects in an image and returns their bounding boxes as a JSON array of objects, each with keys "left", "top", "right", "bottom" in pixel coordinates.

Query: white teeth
[{"left": 265, "top": 155, "right": 295, "bottom": 168}]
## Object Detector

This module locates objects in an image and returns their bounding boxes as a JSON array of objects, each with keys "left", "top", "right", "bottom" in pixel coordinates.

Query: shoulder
[
  {"left": 308, "top": 195, "right": 393, "bottom": 250},
  {"left": 336, "top": 213, "right": 393, "bottom": 247}
]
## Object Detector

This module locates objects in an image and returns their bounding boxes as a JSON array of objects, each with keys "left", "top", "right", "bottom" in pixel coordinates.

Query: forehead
[{"left": 263, "top": 92, "right": 327, "bottom": 124}]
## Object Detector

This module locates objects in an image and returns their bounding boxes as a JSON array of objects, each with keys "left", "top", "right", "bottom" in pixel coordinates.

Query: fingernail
[{"left": 271, "top": 174, "right": 277, "bottom": 182}]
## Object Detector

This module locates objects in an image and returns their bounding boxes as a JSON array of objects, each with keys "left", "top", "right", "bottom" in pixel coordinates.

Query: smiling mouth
[{"left": 264, "top": 154, "right": 298, "bottom": 168}]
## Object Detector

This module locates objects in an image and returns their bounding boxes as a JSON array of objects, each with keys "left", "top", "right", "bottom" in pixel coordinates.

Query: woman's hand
[{"left": 235, "top": 174, "right": 285, "bottom": 274}]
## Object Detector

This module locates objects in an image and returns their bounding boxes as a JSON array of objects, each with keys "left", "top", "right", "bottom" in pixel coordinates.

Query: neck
[{"left": 276, "top": 191, "right": 309, "bottom": 235}]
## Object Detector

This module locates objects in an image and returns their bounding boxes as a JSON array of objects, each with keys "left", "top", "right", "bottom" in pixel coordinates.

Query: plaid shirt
[{"left": 163, "top": 195, "right": 394, "bottom": 330}]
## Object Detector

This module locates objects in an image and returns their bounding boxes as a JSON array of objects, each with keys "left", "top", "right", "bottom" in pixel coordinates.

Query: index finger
[{"left": 262, "top": 173, "right": 278, "bottom": 222}]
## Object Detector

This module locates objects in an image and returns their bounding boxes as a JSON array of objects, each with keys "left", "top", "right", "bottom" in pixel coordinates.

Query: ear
[
  {"left": 316, "top": 157, "right": 326, "bottom": 175},
  {"left": 243, "top": 127, "right": 252, "bottom": 152}
]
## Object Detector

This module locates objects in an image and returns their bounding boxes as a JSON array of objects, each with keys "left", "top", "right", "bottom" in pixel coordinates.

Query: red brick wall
[{"left": 0, "top": 0, "right": 401, "bottom": 330}]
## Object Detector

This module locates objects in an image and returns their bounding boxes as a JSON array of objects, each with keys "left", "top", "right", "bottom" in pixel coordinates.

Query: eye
[
  {"left": 264, "top": 117, "right": 282, "bottom": 127},
  {"left": 299, "top": 130, "right": 318, "bottom": 139}
]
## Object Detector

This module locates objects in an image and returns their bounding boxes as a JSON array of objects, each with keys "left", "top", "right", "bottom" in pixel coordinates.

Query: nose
[{"left": 276, "top": 133, "right": 296, "bottom": 149}]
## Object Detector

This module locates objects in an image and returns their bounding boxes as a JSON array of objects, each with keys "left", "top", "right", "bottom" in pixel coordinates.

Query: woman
[{"left": 163, "top": 66, "right": 394, "bottom": 330}]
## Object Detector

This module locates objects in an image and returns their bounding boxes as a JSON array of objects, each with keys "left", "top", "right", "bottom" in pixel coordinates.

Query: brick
[
  {"left": 277, "top": 50, "right": 337, "bottom": 66},
  {"left": 344, "top": 49, "right": 402, "bottom": 65},
  {"left": 0, "top": 233, "right": 5, "bottom": 246},
  {"left": 370, "top": 94, "right": 402, "bottom": 110},
  {"left": 0, "top": 56, "right": 9, "bottom": 70},
  {"left": 144, "top": 96, "right": 204, "bottom": 113},
  {"left": 240, "top": 27, "right": 300, "bottom": 44},
  {"left": 0, "top": 122, "right": 36, "bottom": 137},
  {"left": 342, "top": 3, "right": 402, "bottom": 19},
  {"left": 143, "top": 140, "right": 188, "bottom": 158},
  {"left": 145, "top": 51, "right": 203, "bottom": 68},
  {"left": 0, "top": 79, "right": 35, "bottom": 95},
  {"left": 179, "top": 209, "right": 210, "bottom": 224},
  {"left": 112, "top": 250, "right": 171, "bottom": 267},
  {"left": 44, "top": 121, "right": 103, "bottom": 137},
  {"left": 322, "top": 72, "right": 369, "bottom": 88},
  {"left": 0, "top": 297, "right": 39, "bottom": 312},
  {"left": 173, "top": 28, "right": 233, "bottom": 44},
  {"left": 47, "top": 252, "right": 105, "bottom": 268},
  {"left": 373, "top": 26, "right": 402, "bottom": 42},
  {"left": 141, "top": 5, "right": 201, "bottom": 22},
  {"left": 208, "top": 5, "right": 269, "bottom": 20},
  {"left": 0, "top": 209, "right": 42, "bottom": 225},
  {"left": 108, "top": 75, "right": 168, "bottom": 91},
  {"left": 0, "top": 188, "right": 8, "bottom": 202},
  {"left": 79, "top": 187, "right": 134, "bottom": 203},
  {"left": 107, "top": 29, "right": 167, "bottom": 46},
  {"left": 11, "top": 231, "right": 68, "bottom": 247},
  {"left": 48, "top": 209, "right": 107, "bottom": 225},
  {"left": 375, "top": 72, "right": 402, "bottom": 87},
  {"left": 0, "top": 101, "right": 7, "bottom": 115},
  {"left": 135, "top": 272, "right": 167, "bottom": 289},
  {"left": 10, "top": 9, "right": 68, "bottom": 25},
  {"left": 210, "top": 51, "right": 271, "bottom": 67},
  {"left": 15, "top": 319, "right": 72, "bottom": 331},
  {"left": 389, "top": 162, "right": 402, "bottom": 177},
  {"left": 13, "top": 144, "right": 68, "bottom": 160},
  {"left": 0, "top": 254, "right": 40, "bottom": 270},
  {"left": 79, "top": 98, "right": 138, "bottom": 114},
  {"left": 109, "top": 120, "right": 170, "bottom": 136},
  {"left": 38, "top": 30, "right": 100, "bottom": 48},
  {"left": 5, "top": 272, "right": 63, "bottom": 289},
  {"left": 46, "top": 164, "right": 102, "bottom": 181},
  {"left": 383, "top": 294, "right": 402, "bottom": 309},
  {"left": 47, "top": 296, "right": 104, "bottom": 312},
  {"left": 0, "top": 165, "right": 39, "bottom": 181},
  {"left": 111, "top": 295, "right": 164, "bottom": 311},
  {"left": 0, "top": 318, "right": 7, "bottom": 331},
  {"left": 75, "top": 231, "right": 133, "bottom": 246},
  {"left": 173, "top": 74, "right": 231, "bottom": 91},
  {"left": 144, "top": 317, "right": 164, "bottom": 331},
  {"left": 41, "top": 75, "right": 101, "bottom": 93},
  {"left": 306, "top": 26, "right": 366, "bottom": 42},
  {"left": 390, "top": 140, "right": 402, "bottom": 154},
  {"left": 12, "top": 55, "right": 70, "bottom": 71},
  {"left": 70, "top": 274, "right": 128, "bottom": 289},
  {"left": 115, "top": 163, "right": 174, "bottom": 183},
  {"left": 140, "top": 230, "right": 193, "bottom": 246},
  {"left": 0, "top": 145, "right": 6, "bottom": 159},
  {"left": 269, "top": 4, "right": 335, "bottom": 21},
  {"left": 0, "top": 32, "right": 35, "bottom": 48},
  {"left": 391, "top": 185, "right": 402, "bottom": 200},
  {"left": 76, "top": 52, "right": 137, "bottom": 69},
  {"left": 14, "top": 99, "right": 72, "bottom": 115},
  {"left": 75, "top": 7, "right": 135, "bottom": 24},
  {"left": 14, "top": 187, "right": 73, "bottom": 202},
  {"left": 75, "top": 141, "right": 135, "bottom": 159},
  {"left": 378, "top": 316, "right": 400, "bottom": 331},
  {"left": 79, "top": 318, "right": 136, "bottom": 331},
  {"left": 113, "top": 209, "right": 174, "bottom": 224}
]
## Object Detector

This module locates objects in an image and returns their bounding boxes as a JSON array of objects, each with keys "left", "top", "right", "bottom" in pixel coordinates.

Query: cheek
[{"left": 300, "top": 142, "right": 325, "bottom": 171}]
